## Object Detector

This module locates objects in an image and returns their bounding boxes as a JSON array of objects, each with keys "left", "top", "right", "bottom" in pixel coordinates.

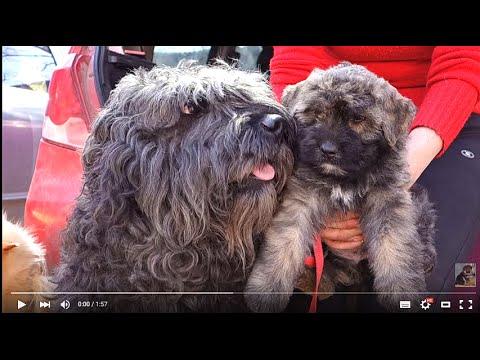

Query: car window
[
  {"left": 2, "top": 46, "right": 56, "bottom": 92},
  {"left": 152, "top": 46, "right": 266, "bottom": 72},
  {"left": 49, "top": 46, "right": 71, "bottom": 66},
  {"left": 153, "top": 46, "right": 211, "bottom": 67},
  {"left": 235, "top": 46, "right": 263, "bottom": 70}
]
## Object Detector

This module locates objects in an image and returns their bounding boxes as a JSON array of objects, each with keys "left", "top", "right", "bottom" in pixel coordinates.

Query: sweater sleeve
[
  {"left": 269, "top": 46, "right": 340, "bottom": 101},
  {"left": 410, "top": 46, "right": 480, "bottom": 157}
]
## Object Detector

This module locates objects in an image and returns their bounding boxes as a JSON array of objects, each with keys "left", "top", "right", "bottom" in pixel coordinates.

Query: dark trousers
[
  {"left": 418, "top": 113, "right": 480, "bottom": 296},
  {"left": 286, "top": 113, "right": 480, "bottom": 312}
]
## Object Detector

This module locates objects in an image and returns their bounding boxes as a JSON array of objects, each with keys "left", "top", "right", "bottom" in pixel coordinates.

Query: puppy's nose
[
  {"left": 320, "top": 141, "right": 338, "bottom": 156},
  {"left": 260, "top": 114, "right": 283, "bottom": 133}
]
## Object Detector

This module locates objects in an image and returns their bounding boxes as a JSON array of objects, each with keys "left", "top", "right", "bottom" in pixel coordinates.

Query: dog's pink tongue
[{"left": 252, "top": 164, "right": 275, "bottom": 181}]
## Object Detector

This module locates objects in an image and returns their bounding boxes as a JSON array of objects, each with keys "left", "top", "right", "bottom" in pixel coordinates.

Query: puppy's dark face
[{"left": 282, "top": 63, "right": 416, "bottom": 182}]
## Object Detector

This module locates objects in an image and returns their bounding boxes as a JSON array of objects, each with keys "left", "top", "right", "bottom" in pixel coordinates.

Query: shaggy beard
[{"left": 222, "top": 184, "right": 278, "bottom": 270}]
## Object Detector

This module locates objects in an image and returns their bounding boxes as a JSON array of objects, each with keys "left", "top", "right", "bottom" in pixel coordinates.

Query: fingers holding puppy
[{"left": 319, "top": 212, "right": 364, "bottom": 250}]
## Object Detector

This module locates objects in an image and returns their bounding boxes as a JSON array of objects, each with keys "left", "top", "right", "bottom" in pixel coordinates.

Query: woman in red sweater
[{"left": 270, "top": 46, "right": 480, "bottom": 311}]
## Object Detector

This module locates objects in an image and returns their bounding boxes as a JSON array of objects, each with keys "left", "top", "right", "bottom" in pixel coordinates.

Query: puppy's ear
[
  {"left": 305, "top": 68, "right": 327, "bottom": 83},
  {"left": 382, "top": 94, "right": 416, "bottom": 149},
  {"left": 283, "top": 68, "right": 326, "bottom": 109},
  {"left": 281, "top": 84, "right": 300, "bottom": 109}
]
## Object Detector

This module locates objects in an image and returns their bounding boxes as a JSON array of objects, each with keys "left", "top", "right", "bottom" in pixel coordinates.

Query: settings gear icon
[{"left": 420, "top": 297, "right": 434, "bottom": 310}]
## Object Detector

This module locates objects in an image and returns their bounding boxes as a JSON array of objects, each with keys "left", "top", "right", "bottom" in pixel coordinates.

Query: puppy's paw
[
  {"left": 373, "top": 269, "right": 426, "bottom": 312},
  {"left": 244, "top": 272, "right": 293, "bottom": 313},
  {"left": 376, "top": 277, "right": 426, "bottom": 312},
  {"left": 244, "top": 289, "right": 291, "bottom": 313}
]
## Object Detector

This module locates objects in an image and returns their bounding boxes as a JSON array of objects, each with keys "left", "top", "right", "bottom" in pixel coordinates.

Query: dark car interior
[
  {"left": 93, "top": 46, "right": 273, "bottom": 105},
  {"left": 93, "top": 46, "right": 156, "bottom": 106}
]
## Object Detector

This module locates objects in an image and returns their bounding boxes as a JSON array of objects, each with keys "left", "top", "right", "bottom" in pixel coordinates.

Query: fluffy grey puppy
[
  {"left": 53, "top": 62, "right": 295, "bottom": 312},
  {"left": 245, "top": 63, "right": 436, "bottom": 312}
]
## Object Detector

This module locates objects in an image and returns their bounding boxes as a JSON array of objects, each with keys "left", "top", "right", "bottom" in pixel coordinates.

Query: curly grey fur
[
  {"left": 53, "top": 61, "right": 295, "bottom": 312},
  {"left": 245, "top": 63, "right": 437, "bottom": 312}
]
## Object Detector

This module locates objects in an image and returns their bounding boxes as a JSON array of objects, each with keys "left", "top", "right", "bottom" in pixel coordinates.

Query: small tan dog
[{"left": 2, "top": 213, "right": 53, "bottom": 312}]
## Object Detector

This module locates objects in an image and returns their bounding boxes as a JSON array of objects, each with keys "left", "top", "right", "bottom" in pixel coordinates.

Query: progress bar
[{"left": 11, "top": 291, "right": 478, "bottom": 295}]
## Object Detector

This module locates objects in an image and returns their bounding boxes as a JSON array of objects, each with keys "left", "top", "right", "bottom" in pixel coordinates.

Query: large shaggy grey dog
[
  {"left": 245, "top": 63, "right": 436, "bottom": 312},
  {"left": 53, "top": 62, "right": 295, "bottom": 312}
]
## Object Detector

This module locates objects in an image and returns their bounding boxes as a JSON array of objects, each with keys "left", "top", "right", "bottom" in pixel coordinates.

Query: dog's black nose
[
  {"left": 260, "top": 114, "right": 283, "bottom": 132},
  {"left": 320, "top": 141, "right": 338, "bottom": 156}
]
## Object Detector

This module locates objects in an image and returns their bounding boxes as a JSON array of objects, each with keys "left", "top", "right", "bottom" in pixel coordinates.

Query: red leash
[{"left": 304, "top": 234, "right": 324, "bottom": 313}]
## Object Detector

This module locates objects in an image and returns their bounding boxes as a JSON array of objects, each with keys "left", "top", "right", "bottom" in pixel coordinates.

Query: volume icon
[{"left": 61, "top": 300, "right": 70, "bottom": 310}]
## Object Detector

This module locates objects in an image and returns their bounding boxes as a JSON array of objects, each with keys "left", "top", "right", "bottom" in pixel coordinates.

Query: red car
[{"left": 24, "top": 46, "right": 273, "bottom": 269}]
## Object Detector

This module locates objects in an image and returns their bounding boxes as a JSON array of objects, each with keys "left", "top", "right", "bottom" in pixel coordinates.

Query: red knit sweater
[{"left": 270, "top": 46, "right": 480, "bottom": 157}]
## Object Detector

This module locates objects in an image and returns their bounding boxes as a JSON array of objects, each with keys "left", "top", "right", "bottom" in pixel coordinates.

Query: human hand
[
  {"left": 405, "top": 126, "right": 443, "bottom": 188},
  {"left": 319, "top": 211, "right": 364, "bottom": 250}
]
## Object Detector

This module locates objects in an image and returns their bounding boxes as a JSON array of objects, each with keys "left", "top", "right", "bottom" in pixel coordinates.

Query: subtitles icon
[
  {"left": 399, "top": 300, "right": 411, "bottom": 309},
  {"left": 60, "top": 300, "right": 70, "bottom": 310}
]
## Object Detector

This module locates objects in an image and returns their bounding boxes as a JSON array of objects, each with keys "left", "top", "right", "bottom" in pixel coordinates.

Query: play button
[{"left": 17, "top": 300, "right": 27, "bottom": 310}]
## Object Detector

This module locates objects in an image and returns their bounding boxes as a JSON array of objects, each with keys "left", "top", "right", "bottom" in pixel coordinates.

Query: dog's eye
[
  {"left": 182, "top": 102, "right": 195, "bottom": 114},
  {"left": 351, "top": 116, "right": 366, "bottom": 124},
  {"left": 182, "top": 101, "right": 198, "bottom": 115},
  {"left": 182, "top": 99, "right": 208, "bottom": 115}
]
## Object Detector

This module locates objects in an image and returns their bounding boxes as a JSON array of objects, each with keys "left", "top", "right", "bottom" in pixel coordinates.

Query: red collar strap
[{"left": 303, "top": 234, "right": 324, "bottom": 313}]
